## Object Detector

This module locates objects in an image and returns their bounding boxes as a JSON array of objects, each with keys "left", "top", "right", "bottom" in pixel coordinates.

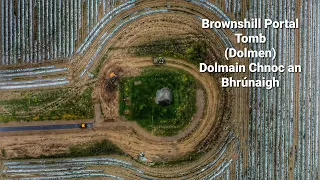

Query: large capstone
[{"left": 155, "top": 87, "right": 173, "bottom": 106}]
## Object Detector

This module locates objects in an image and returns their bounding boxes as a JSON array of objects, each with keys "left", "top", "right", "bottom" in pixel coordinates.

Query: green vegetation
[
  {"left": 13, "top": 140, "right": 123, "bottom": 159},
  {"left": 152, "top": 151, "right": 204, "bottom": 167},
  {"left": 119, "top": 67, "right": 197, "bottom": 136},
  {"left": 0, "top": 87, "right": 94, "bottom": 123},
  {"left": 1, "top": 149, "right": 6, "bottom": 157},
  {"left": 135, "top": 38, "right": 207, "bottom": 64},
  {"left": 64, "top": 140, "right": 124, "bottom": 157}
]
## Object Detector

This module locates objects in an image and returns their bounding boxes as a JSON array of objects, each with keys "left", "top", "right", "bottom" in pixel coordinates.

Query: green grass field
[
  {"left": 119, "top": 67, "right": 197, "bottom": 136},
  {"left": 0, "top": 87, "right": 94, "bottom": 123}
]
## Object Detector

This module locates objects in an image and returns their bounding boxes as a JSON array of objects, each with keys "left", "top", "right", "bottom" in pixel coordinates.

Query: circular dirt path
[{"left": 88, "top": 56, "right": 221, "bottom": 161}]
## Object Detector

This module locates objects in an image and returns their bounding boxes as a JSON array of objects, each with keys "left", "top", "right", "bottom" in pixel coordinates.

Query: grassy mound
[{"left": 119, "top": 67, "right": 197, "bottom": 136}]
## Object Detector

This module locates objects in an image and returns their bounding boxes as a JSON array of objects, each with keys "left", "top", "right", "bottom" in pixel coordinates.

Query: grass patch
[
  {"left": 0, "top": 87, "right": 94, "bottom": 123},
  {"left": 45, "top": 140, "right": 123, "bottom": 158},
  {"left": 12, "top": 140, "right": 124, "bottom": 160},
  {"left": 135, "top": 38, "right": 207, "bottom": 65},
  {"left": 1, "top": 149, "right": 6, "bottom": 157},
  {"left": 152, "top": 151, "right": 204, "bottom": 167},
  {"left": 119, "top": 67, "right": 197, "bottom": 136}
]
